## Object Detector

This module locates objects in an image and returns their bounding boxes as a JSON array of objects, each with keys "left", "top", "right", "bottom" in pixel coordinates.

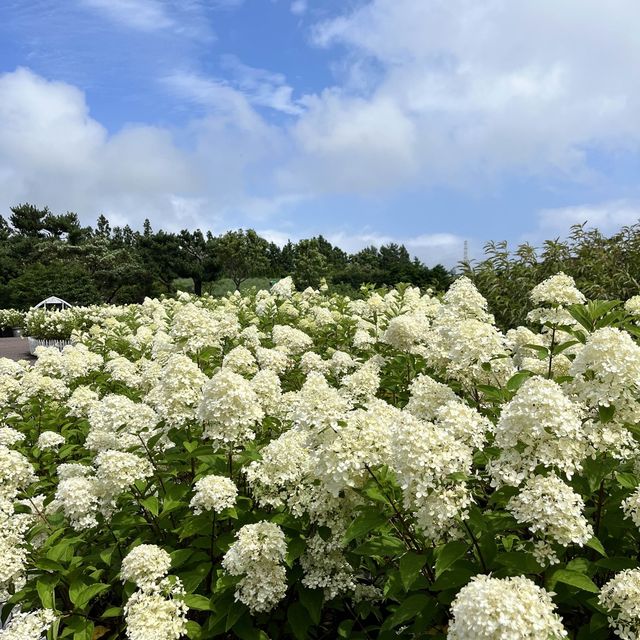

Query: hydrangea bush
[
  {"left": 0, "top": 309, "right": 25, "bottom": 331},
  {"left": 3, "top": 274, "right": 640, "bottom": 638}
]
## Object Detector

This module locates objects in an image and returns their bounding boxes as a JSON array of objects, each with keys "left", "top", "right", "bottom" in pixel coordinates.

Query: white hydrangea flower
[
  {"left": 340, "top": 360, "right": 380, "bottom": 403},
  {"left": 223, "top": 345, "right": 258, "bottom": 376},
  {"left": 222, "top": 521, "right": 288, "bottom": 613},
  {"left": 0, "top": 608, "right": 57, "bottom": 640},
  {"left": 197, "top": 368, "right": 264, "bottom": 445},
  {"left": 434, "top": 400, "right": 493, "bottom": 450},
  {"left": 489, "top": 377, "right": 588, "bottom": 486},
  {"left": 15, "top": 370, "right": 69, "bottom": 405},
  {"left": 311, "top": 401, "right": 395, "bottom": 496},
  {"left": 0, "top": 427, "right": 25, "bottom": 447},
  {"left": 383, "top": 314, "right": 430, "bottom": 351},
  {"left": 124, "top": 579, "right": 188, "bottom": 640},
  {"left": 284, "top": 372, "right": 350, "bottom": 435},
  {"left": 37, "top": 431, "right": 65, "bottom": 450},
  {"left": 447, "top": 575, "right": 567, "bottom": 640},
  {"left": 390, "top": 412, "right": 473, "bottom": 541},
  {"left": 622, "top": 487, "right": 640, "bottom": 529},
  {"left": 170, "top": 303, "right": 225, "bottom": 354},
  {"left": 300, "top": 533, "right": 356, "bottom": 599},
  {"left": 190, "top": 475, "right": 238, "bottom": 514},
  {"left": 353, "top": 328, "right": 375, "bottom": 349},
  {"left": 0, "top": 500, "right": 33, "bottom": 600},
  {"left": 569, "top": 327, "right": 640, "bottom": 427},
  {"left": 66, "top": 385, "right": 100, "bottom": 418},
  {"left": 145, "top": 353, "right": 206, "bottom": 427},
  {"left": 255, "top": 346, "right": 290, "bottom": 374},
  {"left": 272, "top": 324, "right": 313, "bottom": 354},
  {"left": 250, "top": 369, "right": 282, "bottom": 415},
  {"left": 625, "top": 295, "right": 640, "bottom": 317},
  {"left": 245, "top": 430, "right": 312, "bottom": 508},
  {"left": 530, "top": 272, "right": 586, "bottom": 307},
  {"left": 599, "top": 569, "right": 640, "bottom": 640},
  {"left": 405, "top": 374, "right": 458, "bottom": 421},
  {"left": 299, "top": 351, "right": 329, "bottom": 375},
  {"left": 121, "top": 544, "right": 172, "bottom": 590},
  {"left": 0, "top": 446, "right": 36, "bottom": 500},
  {"left": 104, "top": 356, "right": 143, "bottom": 389},
  {"left": 53, "top": 476, "right": 100, "bottom": 530},
  {"left": 507, "top": 474, "right": 593, "bottom": 547},
  {"left": 87, "top": 394, "right": 159, "bottom": 452},
  {"left": 423, "top": 318, "right": 513, "bottom": 387},
  {"left": 441, "top": 276, "right": 493, "bottom": 323},
  {"left": 415, "top": 483, "right": 473, "bottom": 542},
  {"left": 93, "top": 450, "right": 154, "bottom": 499},
  {"left": 271, "top": 276, "right": 295, "bottom": 299}
]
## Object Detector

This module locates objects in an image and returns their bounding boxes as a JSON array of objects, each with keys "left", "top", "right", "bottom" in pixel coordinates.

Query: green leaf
[
  {"left": 286, "top": 537, "right": 307, "bottom": 567},
  {"left": 506, "top": 370, "right": 533, "bottom": 393},
  {"left": 141, "top": 495, "right": 159, "bottom": 516},
  {"left": 185, "top": 620, "right": 202, "bottom": 640},
  {"left": 299, "top": 587, "right": 323, "bottom": 625},
  {"left": 36, "top": 575, "right": 58, "bottom": 609},
  {"left": 183, "top": 594, "right": 213, "bottom": 610},
  {"left": 226, "top": 600, "right": 247, "bottom": 632},
  {"left": 586, "top": 537, "right": 607, "bottom": 557},
  {"left": 98, "top": 547, "right": 115, "bottom": 566},
  {"left": 615, "top": 472, "right": 638, "bottom": 490},
  {"left": 62, "top": 615, "right": 94, "bottom": 640},
  {"left": 170, "top": 549, "right": 195, "bottom": 569},
  {"left": 550, "top": 569, "right": 600, "bottom": 594},
  {"left": 400, "top": 553, "right": 427, "bottom": 591},
  {"left": 180, "top": 564, "right": 211, "bottom": 592},
  {"left": 494, "top": 552, "right": 542, "bottom": 575},
  {"left": 389, "top": 594, "right": 432, "bottom": 627},
  {"left": 552, "top": 339, "right": 580, "bottom": 356},
  {"left": 352, "top": 534, "right": 405, "bottom": 556},
  {"left": 595, "top": 557, "right": 638, "bottom": 571},
  {"left": 73, "top": 583, "right": 110, "bottom": 609},
  {"left": 435, "top": 541, "right": 468, "bottom": 579},
  {"left": 566, "top": 557, "right": 591, "bottom": 574},
  {"left": 598, "top": 405, "right": 615, "bottom": 424},
  {"left": 343, "top": 509, "right": 388, "bottom": 544},
  {"left": 288, "top": 602, "right": 311, "bottom": 640},
  {"left": 232, "top": 613, "right": 270, "bottom": 640},
  {"left": 431, "top": 562, "right": 477, "bottom": 591},
  {"left": 523, "top": 343, "right": 549, "bottom": 359}
]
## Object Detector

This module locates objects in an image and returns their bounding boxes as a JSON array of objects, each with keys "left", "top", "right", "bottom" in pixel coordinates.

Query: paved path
[{"left": 0, "top": 337, "right": 34, "bottom": 362}]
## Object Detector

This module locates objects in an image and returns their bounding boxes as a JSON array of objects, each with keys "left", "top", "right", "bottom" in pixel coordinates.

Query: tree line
[
  {"left": 462, "top": 222, "right": 640, "bottom": 329},
  {"left": 0, "top": 204, "right": 453, "bottom": 308}
]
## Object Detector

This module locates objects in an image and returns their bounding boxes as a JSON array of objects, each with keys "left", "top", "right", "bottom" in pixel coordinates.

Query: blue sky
[{"left": 1, "top": 0, "right": 639, "bottom": 265}]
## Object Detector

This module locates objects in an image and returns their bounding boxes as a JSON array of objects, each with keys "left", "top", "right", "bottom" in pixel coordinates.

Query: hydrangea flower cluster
[
  {"left": 222, "top": 522, "right": 288, "bottom": 613},
  {"left": 447, "top": 575, "right": 567, "bottom": 639},
  {"left": 3, "top": 273, "right": 640, "bottom": 639},
  {"left": 190, "top": 474, "right": 238, "bottom": 514}
]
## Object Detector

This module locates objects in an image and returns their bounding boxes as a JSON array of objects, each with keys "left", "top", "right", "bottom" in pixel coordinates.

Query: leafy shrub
[
  {"left": 0, "top": 308, "right": 25, "bottom": 330},
  {"left": 2, "top": 276, "right": 640, "bottom": 639}
]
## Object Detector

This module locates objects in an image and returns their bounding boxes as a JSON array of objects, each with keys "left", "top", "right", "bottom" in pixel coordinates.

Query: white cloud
[
  {"left": 285, "top": 0, "right": 640, "bottom": 194},
  {"left": 290, "top": 0, "right": 307, "bottom": 16},
  {"left": 79, "top": 0, "right": 174, "bottom": 31},
  {"left": 533, "top": 200, "right": 640, "bottom": 239},
  {"left": 163, "top": 60, "right": 303, "bottom": 118},
  {"left": 220, "top": 55, "right": 304, "bottom": 115},
  {"left": 0, "top": 67, "right": 282, "bottom": 232},
  {"left": 256, "top": 228, "right": 295, "bottom": 247},
  {"left": 161, "top": 71, "right": 268, "bottom": 130},
  {"left": 283, "top": 90, "right": 418, "bottom": 192}
]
